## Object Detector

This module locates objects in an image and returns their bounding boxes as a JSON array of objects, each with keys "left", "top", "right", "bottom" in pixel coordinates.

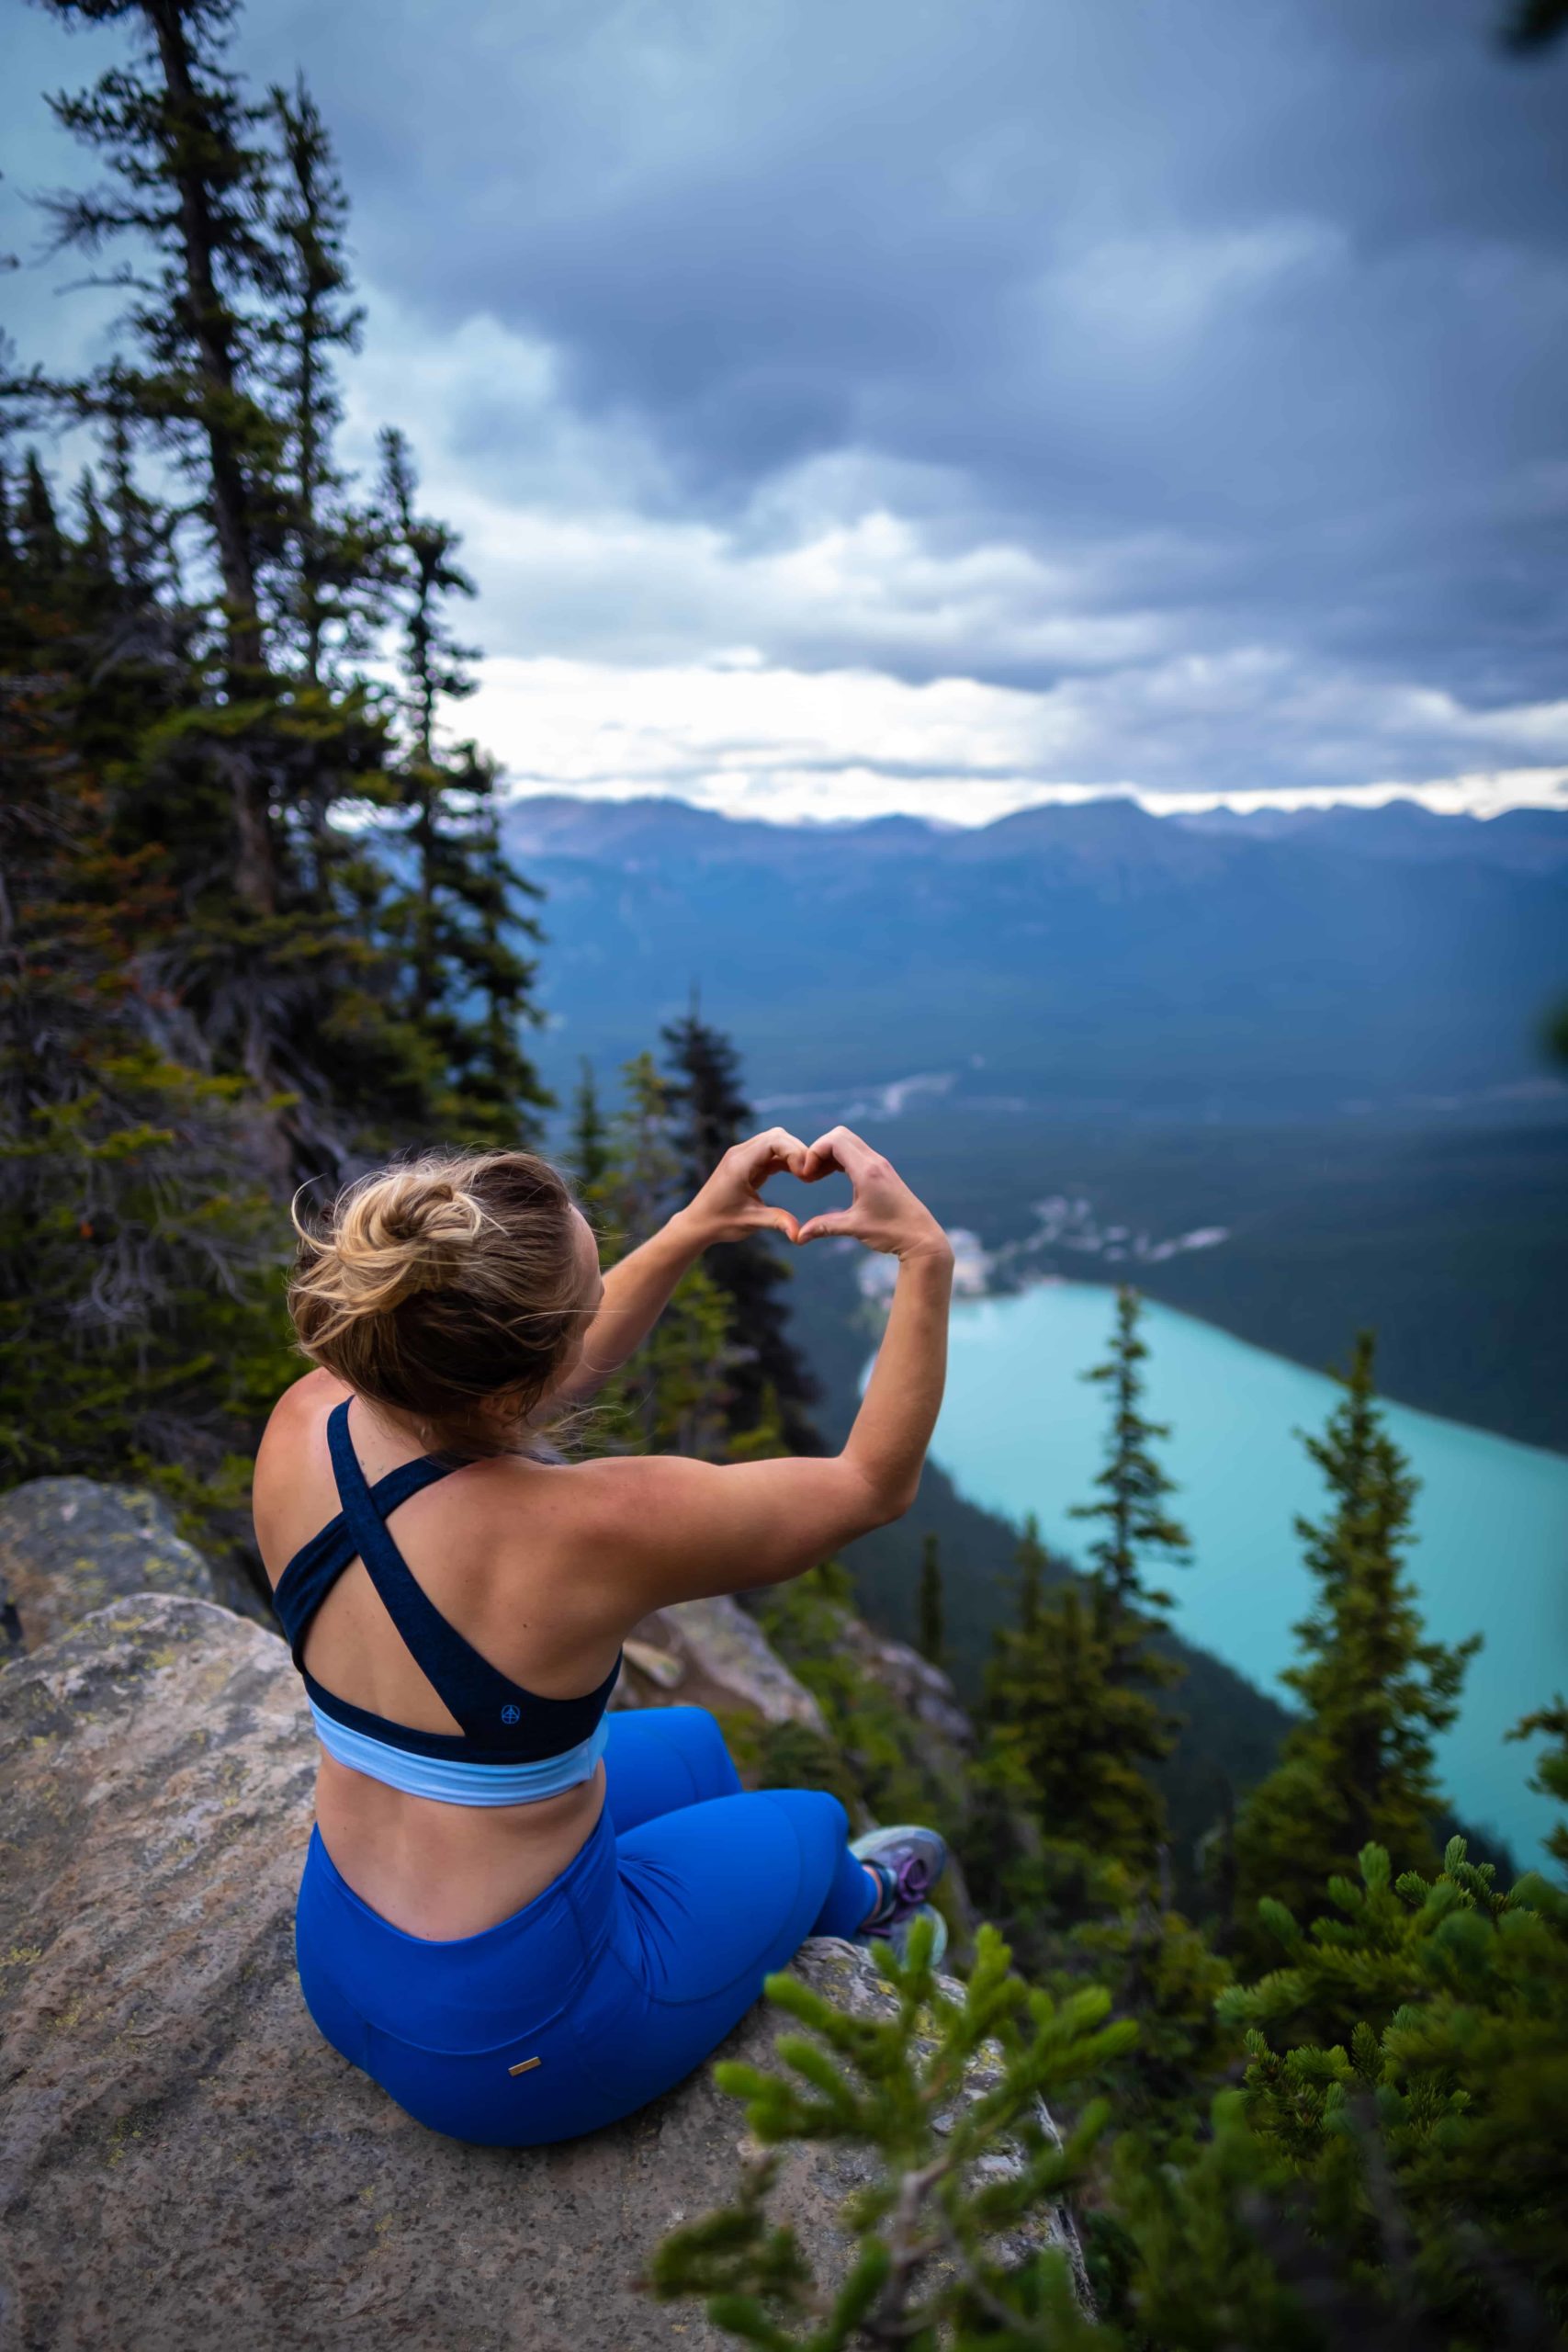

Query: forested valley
[{"left": 3, "top": 5, "right": 1565, "bottom": 2346}]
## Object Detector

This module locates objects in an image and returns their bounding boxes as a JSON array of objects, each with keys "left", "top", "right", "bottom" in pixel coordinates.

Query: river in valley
[{"left": 897, "top": 1281, "right": 1568, "bottom": 1871}]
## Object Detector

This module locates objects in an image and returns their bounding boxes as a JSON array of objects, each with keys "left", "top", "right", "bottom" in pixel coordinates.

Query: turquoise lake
[{"left": 905, "top": 1282, "right": 1568, "bottom": 1871}]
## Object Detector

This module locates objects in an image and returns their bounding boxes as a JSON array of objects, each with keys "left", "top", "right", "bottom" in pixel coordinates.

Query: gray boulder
[
  {"left": 839, "top": 1613, "right": 976, "bottom": 1750},
  {"left": 615, "top": 1592, "right": 832, "bottom": 1733},
  {"left": 0, "top": 1597, "right": 1084, "bottom": 2352},
  {"left": 0, "top": 1476, "right": 266, "bottom": 1656}
]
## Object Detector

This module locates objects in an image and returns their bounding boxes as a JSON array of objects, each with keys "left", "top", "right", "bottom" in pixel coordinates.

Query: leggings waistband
[{"left": 296, "top": 1807, "right": 617, "bottom": 2047}]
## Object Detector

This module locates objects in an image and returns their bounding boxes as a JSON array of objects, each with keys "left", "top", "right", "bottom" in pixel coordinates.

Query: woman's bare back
[{"left": 253, "top": 1367, "right": 626, "bottom": 1939}]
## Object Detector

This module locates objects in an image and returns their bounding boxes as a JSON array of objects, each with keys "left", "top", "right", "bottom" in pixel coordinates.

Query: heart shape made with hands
[{"left": 729, "top": 1125, "right": 866, "bottom": 1249}]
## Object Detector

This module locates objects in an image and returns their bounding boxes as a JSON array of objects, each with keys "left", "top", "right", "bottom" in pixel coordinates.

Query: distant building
[
  {"left": 947, "top": 1228, "right": 990, "bottom": 1296},
  {"left": 856, "top": 1251, "right": 899, "bottom": 1304}
]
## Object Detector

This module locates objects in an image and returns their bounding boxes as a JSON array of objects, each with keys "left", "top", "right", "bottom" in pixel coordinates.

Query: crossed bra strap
[{"left": 271, "top": 1398, "right": 621, "bottom": 1762}]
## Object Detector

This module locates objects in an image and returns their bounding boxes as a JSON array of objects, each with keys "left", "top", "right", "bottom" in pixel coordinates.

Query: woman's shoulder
[
  {"left": 479, "top": 1439, "right": 700, "bottom": 1533},
  {"left": 250, "top": 1371, "right": 341, "bottom": 1563},
  {"left": 255, "top": 1366, "right": 345, "bottom": 1466},
  {"left": 541, "top": 1449, "right": 728, "bottom": 1541}
]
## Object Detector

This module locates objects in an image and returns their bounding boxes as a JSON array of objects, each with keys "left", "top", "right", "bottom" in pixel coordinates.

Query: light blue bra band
[{"left": 309, "top": 1702, "right": 609, "bottom": 1809}]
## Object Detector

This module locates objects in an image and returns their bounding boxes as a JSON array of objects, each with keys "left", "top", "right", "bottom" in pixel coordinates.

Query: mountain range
[{"left": 503, "top": 795, "right": 1568, "bottom": 1119}]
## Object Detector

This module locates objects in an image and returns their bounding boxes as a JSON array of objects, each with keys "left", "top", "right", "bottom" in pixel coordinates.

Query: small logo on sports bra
[{"left": 501, "top": 1703, "right": 521, "bottom": 1724}]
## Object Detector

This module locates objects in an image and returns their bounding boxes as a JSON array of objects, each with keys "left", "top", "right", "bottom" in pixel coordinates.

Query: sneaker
[
  {"left": 849, "top": 1824, "right": 950, "bottom": 1967},
  {"left": 863, "top": 1899, "right": 949, "bottom": 1969}
]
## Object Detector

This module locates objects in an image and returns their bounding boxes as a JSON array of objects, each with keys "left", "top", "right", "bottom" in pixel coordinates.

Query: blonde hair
[{"left": 287, "top": 1148, "right": 587, "bottom": 1459}]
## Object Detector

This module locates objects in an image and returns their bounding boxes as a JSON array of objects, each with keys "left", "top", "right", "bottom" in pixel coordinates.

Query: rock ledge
[{"left": 0, "top": 1593, "right": 1079, "bottom": 2351}]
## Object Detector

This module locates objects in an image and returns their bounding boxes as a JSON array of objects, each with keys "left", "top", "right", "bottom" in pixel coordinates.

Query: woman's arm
[
  {"left": 547, "top": 1126, "right": 812, "bottom": 1405},
  {"left": 574, "top": 1127, "right": 954, "bottom": 1605}
]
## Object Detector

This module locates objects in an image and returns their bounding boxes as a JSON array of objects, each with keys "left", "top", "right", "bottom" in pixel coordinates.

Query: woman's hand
[
  {"left": 678, "top": 1126, "right": 814, "bottom": 1248},
  {"left": 795, "top": 1127, "right": 952, "bottom": 1263}
]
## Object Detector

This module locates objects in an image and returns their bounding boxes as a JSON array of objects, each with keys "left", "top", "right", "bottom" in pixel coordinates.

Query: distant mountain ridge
[
  {"left": 1178, "top": 799, "right": 1568, "bottom": 873},
  {"left": 503, "top": 794, "right": 1568, "bottom": 1116},
  {"left": 505, "top": 791, "right": 1568, "bottom": 873}
]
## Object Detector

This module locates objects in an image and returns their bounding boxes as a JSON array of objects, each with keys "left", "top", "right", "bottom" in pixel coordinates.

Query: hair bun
[
  {"left": 286, "top": 1145, "right": 581, "bottom": 1458},
  {"left": 310, "top": 1168, "right": 490, "bottom": 1321}
]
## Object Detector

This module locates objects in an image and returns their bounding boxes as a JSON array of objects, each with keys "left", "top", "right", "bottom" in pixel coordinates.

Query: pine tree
[
  {"left": 1509, "top": 1698, "right": 1568, "bottom": 1873},
  {"left": 974, "top": 1498, "right": 1241, "bottom": 2126},
  {"left": 18, "top": 449, "right": 65, "bottom": 571},
  {"left": 568, "top": 1057, "right": 614, "bottom": 1223},
  {"left": 983, "top": 1577, "right": 1176, "bottom": 1882},
  {"left": 1234, "top": 1332, "right": 1482, "bottom": 1943},
  {"left": 377, "top": 424, "right": 549, "bottom": 1146},
  {"left": 723, "top": 1382, "right": 791, "bottom": 1463},
  {"left": 1016, "top": 1510, "right": 1047, "bottom": 1637},
  {"left": 660, "top": 1000, "right": 820, "bottom": 1453},
  {"left": 581, "top": 1052, "right": 740, "bottom": 1461},
  {"left": 543, "top": 1055, "right": 632, "bottom": 1457},
  {"left": 265, "top": 74, "right": 374, "bottom": 695},
  {"left": 980, "top": 1291, "right": 1190, "bottom": 1884},
  {"left": 1070, "top": 1285, "right": 1190, "bottom": 1635},
  {"left": 917, "top": 1531, "right": 945, "bottom": 1668},
  {"left": 18, "top": 0, "right": 291, "bottom": 910},
  {"left": 1222, "top": 1827, "right": 1568, "bottom": 2343},
  {"left": 604, "top": 1049, "right": 682, "bottom": 1258}
]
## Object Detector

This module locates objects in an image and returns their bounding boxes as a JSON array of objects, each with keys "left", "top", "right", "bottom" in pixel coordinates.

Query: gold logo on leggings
[{"left": 508, "top": 2056, "right": 542, "bottom": 2075}]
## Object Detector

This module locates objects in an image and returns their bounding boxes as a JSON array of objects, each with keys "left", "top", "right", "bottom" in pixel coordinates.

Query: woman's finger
[
  {"left": 801, "top": 1125, "right": 879, "bottom": 1183},
  {"left": 736, "top": 1126, "right": 810, "bottom": 1183},
  {"left": 798, "top": 1135, "right": 841, "bottom": 1182},
  {"left": 797, "top": 1208, "right": 858, "bottom": 1245}
]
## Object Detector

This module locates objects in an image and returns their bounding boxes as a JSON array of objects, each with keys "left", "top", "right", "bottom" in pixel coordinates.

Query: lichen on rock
[{"left": 0, "top": 1476, "right": 266, "bottom": 1657}]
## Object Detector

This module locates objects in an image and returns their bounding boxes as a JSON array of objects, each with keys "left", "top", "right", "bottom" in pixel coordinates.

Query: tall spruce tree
[
  {"left": 1234, "top": 1332, "right": 1482, "bottom": 1942},
  {"left": 568, "top": 1057, "right": 614, "bottom": 1227},
  {"left": 377, "top": 425, "right": 548, "bottom": 1147},
  {"left": 265, "top": 74, "right": 375, "bottom": 695},
  {"left": 1509, "top": 1700, "right": 1568, "bottom": 1875},
  {"left": 589, "top": 1052, "right": 740, "bottom": 1461},
  {"left": 983, "top": 1576, "right": 1178, "bottom": 1882},
  {"left": 917, "top": 1531, "right": 945, "bottom": 1668},
  {"left": 979, "top": 1294, "right": 1190, "bottom": 1887},
  {"left": 19, "top": 0, "right": 290, "bottom": 910},
  {"left": 660, "top": 1001, "right": 820, "bottom": 1453},
  {"left": 1015, "top": 1509, "right": 1046, "bottom": 1637},
  {"left": 1070, "top": 1285, "right": 1190, "bottom": 1634}
]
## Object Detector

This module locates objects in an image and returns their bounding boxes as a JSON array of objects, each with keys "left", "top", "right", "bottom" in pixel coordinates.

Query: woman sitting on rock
[{"left": 253, "top": 1125, "right": 954, "bottom": 2147}]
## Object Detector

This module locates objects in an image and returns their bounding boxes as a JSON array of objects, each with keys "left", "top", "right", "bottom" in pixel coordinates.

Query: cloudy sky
[{"left": 4, "top": 0, "right": 1566, "bottom": 820}]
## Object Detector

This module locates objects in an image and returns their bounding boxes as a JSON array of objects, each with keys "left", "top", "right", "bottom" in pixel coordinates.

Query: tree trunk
[{"left": 143, "top": 0, "right": 276, "bottom": 916}]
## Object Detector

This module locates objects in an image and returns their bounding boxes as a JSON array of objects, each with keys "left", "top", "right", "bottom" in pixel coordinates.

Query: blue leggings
[{"left": 294, "top": 1707, "right": 874, "bottom": 2145}]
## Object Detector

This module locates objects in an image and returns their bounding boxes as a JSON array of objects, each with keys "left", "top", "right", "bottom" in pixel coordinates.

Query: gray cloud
[{"left": 3, "top": 0, "right": 1565, "bottom": 799}]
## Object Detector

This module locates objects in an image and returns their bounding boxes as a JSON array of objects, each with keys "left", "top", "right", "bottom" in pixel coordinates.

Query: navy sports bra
[{"left": 270, "top": 1397, "right": 622, "bottom": 1807}]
